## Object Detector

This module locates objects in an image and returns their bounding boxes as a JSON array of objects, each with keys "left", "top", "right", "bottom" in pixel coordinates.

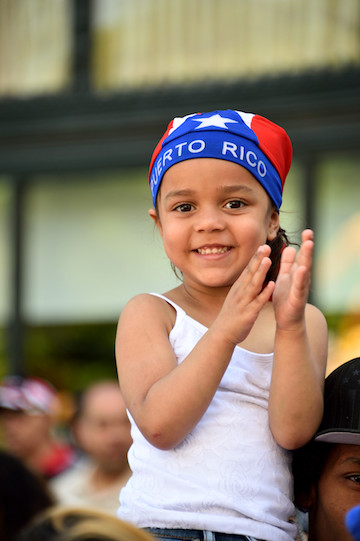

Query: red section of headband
[
  {"left": 149, "top": 119, "right": 175, "bottom": 183},
  {"left": 250, "top": 115, "right": 292, "bottom": 188}
]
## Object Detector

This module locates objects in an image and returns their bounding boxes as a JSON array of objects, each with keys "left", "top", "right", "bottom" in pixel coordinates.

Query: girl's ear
[
  {"left": 148, "top": 208, "right": 163, "bottom": 236},
  {"left": 267, "top": 209, "right": 280, "bottom": 242}
]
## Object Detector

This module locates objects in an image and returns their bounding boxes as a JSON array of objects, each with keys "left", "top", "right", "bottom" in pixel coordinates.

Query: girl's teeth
[{"left": 197, "top": 247, "right": 229, "bottom": 255}]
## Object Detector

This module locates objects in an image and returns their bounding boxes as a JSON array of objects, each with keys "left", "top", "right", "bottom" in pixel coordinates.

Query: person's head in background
[
  {"left": 0, "top": 376, "right": 75, "bottom": 480},
  {"left": 72, "top": 380, "right": 132, "bottom": 476},
  {"left": 16, "top": 506, "right": 157, "bottom": 541},
  {"left": 293, "top": 356, "right": 360, "bottom": 541},
  {"left": 0, "top": 449, "right": 55, "bottom": 541}
]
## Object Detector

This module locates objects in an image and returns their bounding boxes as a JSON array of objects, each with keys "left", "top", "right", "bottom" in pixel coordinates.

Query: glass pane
[
  {"left": 92, "top": 0, "right": 360, "bottom": 91},
  {"left": 314, "top": 154, "right": 360, "bottom": 314},
  {"left": 280, "top": 160, "right": 306, "bottom": 245},
  {"left": 313, "top": 154, "right": 360, "bottom": 373},
  {"left": 0, "top": 0, "right": 73, "bottom": 97},
  {"left": 23, "top": 170, "right": 179, "bottom": 323}
]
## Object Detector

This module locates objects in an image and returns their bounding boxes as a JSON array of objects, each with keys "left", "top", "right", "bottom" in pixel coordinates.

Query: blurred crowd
[
  {"left": 1, "top": 360, "right": 360, "bottom": 541},
  {"left": 0, "top": 375, "right": 133, "bottom": 540}
]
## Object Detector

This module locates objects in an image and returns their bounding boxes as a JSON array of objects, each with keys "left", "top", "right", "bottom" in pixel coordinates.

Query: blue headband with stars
[{"left": 149, "top": 110, "right": 292, "bottom": 209}]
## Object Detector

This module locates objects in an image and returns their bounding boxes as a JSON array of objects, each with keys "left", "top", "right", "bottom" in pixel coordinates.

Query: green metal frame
[{"left": 1, "top": 67, "right": 360, "bottom": 176}]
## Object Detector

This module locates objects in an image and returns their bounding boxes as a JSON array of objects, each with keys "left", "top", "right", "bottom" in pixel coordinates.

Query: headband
[{"left": 149, "top": 109, "right": 292, "bottom": 209}]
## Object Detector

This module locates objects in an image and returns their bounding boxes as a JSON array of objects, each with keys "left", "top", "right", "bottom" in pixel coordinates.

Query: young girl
[{"left": 115, "top": 110, "right": 328, "bottom": 541}]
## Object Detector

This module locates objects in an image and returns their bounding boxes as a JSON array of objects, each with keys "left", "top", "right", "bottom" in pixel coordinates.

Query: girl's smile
[{"left": 194, "top": 245, "right": 232, "bottom": 256}]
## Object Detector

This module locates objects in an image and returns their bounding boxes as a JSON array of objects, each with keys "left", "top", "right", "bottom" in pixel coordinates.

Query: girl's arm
[
  {"left": 269, "top": 230, "right": 328, "bottom": 450},
  {"left": 116, "top": 245, "right": 275, "bottom": 450}
]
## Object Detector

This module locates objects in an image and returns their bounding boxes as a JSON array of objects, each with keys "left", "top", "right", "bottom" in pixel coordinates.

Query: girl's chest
[
  {"left": 238, "top": 309, "right": 276, "bottom": 354},
  {"left": 187, "top": 301, "right": 276, "bottom": 355}
]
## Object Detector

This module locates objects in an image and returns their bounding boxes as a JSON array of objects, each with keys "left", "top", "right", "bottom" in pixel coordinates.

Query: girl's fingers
[
  {"left": 228, "top": 245, "right": 272, "bottom": 311},
  {"left": 247, "top": 245, "right": 272, "bottom": 276},
  {"left": 296, "top": 239, "right": 314, "bottom": 270},
  {"left": 237, "top": 245, "right": 272, "bottom": 290},
  {"left": 257, "top": 279, "right": 276, "bottom": 304},
  {"left": 278, "top": 246, "right": 296, "bottom": 276},
  {"left": 293, "top": 265, "right": 311, "bottom": 295},
  {"left": 279, "top": 230, "right": 314, "bottom": 278},
  {"left": 301, "top": 229, "right": 314, "bottom": 243}
]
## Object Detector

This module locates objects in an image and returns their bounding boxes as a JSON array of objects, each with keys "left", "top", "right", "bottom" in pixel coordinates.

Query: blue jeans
[{"left": 144, "top": 528, "right": 264, "bottom": 541}]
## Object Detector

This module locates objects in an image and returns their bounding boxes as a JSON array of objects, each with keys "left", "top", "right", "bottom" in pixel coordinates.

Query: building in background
[{"left": 0, "top": 0, "right": 359, "bottom": 382}]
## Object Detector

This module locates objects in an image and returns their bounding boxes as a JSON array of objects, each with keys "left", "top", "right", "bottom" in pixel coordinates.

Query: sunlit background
[{"left": 0, "top": 0, "right": 360, "bottom": 391}]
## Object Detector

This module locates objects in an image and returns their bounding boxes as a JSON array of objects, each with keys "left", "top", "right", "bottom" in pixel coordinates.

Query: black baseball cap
[{"left": 315, "top": 357, "right": 360, "bottom": 444}]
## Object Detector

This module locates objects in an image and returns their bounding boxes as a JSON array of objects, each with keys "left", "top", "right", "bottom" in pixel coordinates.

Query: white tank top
[{"left": 118, "top": 294, "right": 296, "bottom": 541}]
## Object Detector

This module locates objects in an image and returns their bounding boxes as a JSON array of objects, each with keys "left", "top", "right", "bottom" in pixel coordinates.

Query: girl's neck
[
  {"left": 165, "top": 283, "right": 230, "bottom": 328},
  {"left": 163, "top": 283, "right": 276, "bottom": 354}
]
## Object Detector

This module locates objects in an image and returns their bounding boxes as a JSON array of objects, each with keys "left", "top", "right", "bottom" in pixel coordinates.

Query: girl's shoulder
[
  {"left": 121, "top": 292, "right": 178, "bottom": 312},
  {"left": 305, "top": 302, "right": 328, "bottom": 328},
  {"left": 304, "top": 303, "right": 328, "bottom": 346},
  {"left": 118, "top": 293, "right": 177, "bottom": 334}
]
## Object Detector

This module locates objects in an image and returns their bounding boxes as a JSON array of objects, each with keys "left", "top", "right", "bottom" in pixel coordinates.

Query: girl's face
[{"left": 149, "top": 158, "right": 279, "bottom": 291}]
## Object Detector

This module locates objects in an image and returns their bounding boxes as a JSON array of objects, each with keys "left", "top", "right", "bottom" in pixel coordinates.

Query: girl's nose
[{"left": 194, "top": 207, "right": 226, "bottom": 232}]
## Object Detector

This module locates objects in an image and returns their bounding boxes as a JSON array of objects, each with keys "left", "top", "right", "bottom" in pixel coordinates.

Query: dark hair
[
  {"left": 0, "top": 450, "right": 54, "bottom": 541},
  {"left": 292, "top": 441, "right": 335, "bottom": 510},
  {"left": 265, "top": 226, "right": 292, "bottom": 284}
]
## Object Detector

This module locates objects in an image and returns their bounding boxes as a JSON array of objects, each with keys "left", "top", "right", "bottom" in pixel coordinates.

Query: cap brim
[{"left": 315, "top": 430, "right": 360, "bottom": 444}]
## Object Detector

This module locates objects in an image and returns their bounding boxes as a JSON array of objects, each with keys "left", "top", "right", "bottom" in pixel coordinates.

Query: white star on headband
[{"left": 192, "top": 113, "right": 238, "bottom": 130}]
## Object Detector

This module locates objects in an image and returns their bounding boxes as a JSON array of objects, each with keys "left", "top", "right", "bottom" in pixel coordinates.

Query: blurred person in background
[
  {"left": 0, "top": 449, "right": 55, "bottom": 541},
  {"left": 0, "top": 375, "right": 76, "bottom": 480},
  {"left": 293, "top": 356, "right": 360, "bottom": 541},
  {"left": 51, "top": 380, "right": 132, "bottom": 515}
]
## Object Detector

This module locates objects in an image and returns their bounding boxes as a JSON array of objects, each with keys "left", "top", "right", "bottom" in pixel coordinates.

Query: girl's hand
[
  {"left": 272, "top": 229, "right": 314, "bottom": 330},
  {"left": 216, "top": 244, "right": 275, "bottom": 346}
]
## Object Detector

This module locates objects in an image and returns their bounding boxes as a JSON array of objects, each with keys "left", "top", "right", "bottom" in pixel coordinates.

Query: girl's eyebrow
[
  {"left": 219, "top": 184, "right": 255, "bottom": 194},
  {"left": 164, "top": 184, "right": 255, "bottom": 201},
  {"left": 164, "top": 189, "right": 195, "bottom": 201}
]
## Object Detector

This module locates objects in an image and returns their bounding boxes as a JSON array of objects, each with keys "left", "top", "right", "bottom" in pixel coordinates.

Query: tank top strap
[{"left": 149, "top": 293, "right": 187, "bottom": 318}]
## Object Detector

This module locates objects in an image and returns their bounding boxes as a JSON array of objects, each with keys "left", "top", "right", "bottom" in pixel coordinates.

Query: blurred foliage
[
  {"left": 325, "top": 312, "right": 346, "bottom": 333},
  {"left": 326, "top": 312, "right": 360, "bottom": 375},
  {"left": 0, "top": 322, "right": 118, "bottom": 393}
]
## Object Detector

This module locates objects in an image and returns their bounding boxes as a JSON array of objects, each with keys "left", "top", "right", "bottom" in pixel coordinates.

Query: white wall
[{"left": 22, "top": 170, "right": 179, "bottom": 323}]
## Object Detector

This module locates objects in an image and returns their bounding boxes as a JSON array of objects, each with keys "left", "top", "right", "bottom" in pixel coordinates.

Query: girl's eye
[
  {"left": 225, "top": 200, "right": 245, "bottom": 209},
  {"left": 175, "top": 203, "right": 194, "bottom": 212}
]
